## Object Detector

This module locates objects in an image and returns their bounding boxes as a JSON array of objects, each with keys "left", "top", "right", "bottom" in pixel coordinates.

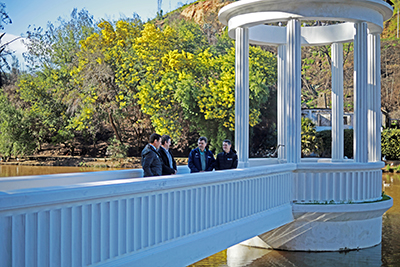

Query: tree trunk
[{"left": 109, "top": 110, "right": 122, "bottom": 143}]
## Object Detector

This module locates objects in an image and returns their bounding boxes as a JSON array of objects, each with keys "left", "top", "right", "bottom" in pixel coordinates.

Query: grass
[{"left": 295, "top": 192, "right": 391, "bottom": 205}]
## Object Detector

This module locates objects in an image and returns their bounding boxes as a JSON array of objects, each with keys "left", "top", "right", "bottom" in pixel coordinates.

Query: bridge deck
[{"left": 0, "top": 163, "right": 295, "bottom": 267}]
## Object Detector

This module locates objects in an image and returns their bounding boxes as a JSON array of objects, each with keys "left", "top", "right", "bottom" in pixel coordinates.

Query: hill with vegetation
[{"left": 0, "top": 0, "right": 399, "bottom": 162}]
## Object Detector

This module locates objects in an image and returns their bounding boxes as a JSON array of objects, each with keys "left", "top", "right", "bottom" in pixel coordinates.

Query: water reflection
[
  {"left": 381, "top": 174, "right": 400, "bottom": 266},
  {"left": 192, "top": 174, "right": 400, "bottom": 267},
  {"left": 0, "top": 165, "right": 124, "bottom": 177},
  {"left": 227, "top": 244, "right": 382, "bottom": 267},
  {"left": 227, "top": 245, "right": 270, "bottom": 267}
]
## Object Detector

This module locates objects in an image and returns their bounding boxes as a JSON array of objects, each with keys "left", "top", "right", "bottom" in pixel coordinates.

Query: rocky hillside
[{"left": 180, "top": 0, "right": 230, "bottom": 24}]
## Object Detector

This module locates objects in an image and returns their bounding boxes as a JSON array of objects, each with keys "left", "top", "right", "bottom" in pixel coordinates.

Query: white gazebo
[{"left": 219, "top": 0, "right": 394, "bottom": 251}]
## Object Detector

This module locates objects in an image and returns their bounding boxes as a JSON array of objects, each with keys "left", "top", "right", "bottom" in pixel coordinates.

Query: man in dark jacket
[
  {"left": 215, "top": 139, "right": 238, "bottom": 170},
  {"left": 188, "top": 136, "right": 216, "bottom": 173},
  {"left": 158, "top": 135, "right": 177, "bottom": 175},
  {"left": 141, "top": 133, "right": 162, "bottom": 177}
]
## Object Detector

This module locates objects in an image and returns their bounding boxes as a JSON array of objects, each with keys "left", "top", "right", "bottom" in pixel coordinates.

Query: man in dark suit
[
  {"left": 141, "top": 133, "right": 162, "bottom": 177},
  {"left": 158, "top": 135, "right": 177, "bottom": 175}
]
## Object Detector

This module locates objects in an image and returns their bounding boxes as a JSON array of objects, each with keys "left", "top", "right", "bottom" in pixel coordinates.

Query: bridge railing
[
  {"left": 293, "top": 161, "right": 385, "bottom": 203},
  {"left": 0, "top": 164, "right": 296, "bottom": 267},
  {"left": 0, "top": 169, "right": 142, "bottom": 191},
  {"left": 0, "top": 166, "right": 190, "bottom": 191}
]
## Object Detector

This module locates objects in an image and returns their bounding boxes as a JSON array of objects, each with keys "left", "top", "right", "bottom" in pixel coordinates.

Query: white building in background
[{"left": 301, "top": 108, "right": 354, "bottom": 132}]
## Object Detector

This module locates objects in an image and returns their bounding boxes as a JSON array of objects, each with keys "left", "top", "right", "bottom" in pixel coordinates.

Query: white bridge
[
  {"left": 0, "top": 0, "right": 395, "bottom": 266},
  {"left": 0, "top": 159, "right": 392, "bottom": 266}
]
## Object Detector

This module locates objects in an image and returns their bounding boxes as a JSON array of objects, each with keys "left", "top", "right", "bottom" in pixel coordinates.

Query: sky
[{"left": 1, "top": 0, "right": 195, "bottom": 66}]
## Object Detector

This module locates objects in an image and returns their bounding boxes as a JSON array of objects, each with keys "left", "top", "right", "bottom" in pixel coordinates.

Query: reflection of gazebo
[
  {"left": 219, "top": 0, "right": 393, "bottom": 166},
  {"left": 219, "top": 0, "right": 393, "bottom": 251}
]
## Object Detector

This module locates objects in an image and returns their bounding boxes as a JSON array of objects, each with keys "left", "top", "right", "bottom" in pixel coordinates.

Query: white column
[
  {"left": 235, "top": 27, "right": 249, "bottom": 168},
  {"left": 367, "top": 33, "right": 381, "bottom": 162},
  {"left": 354, "top": 22, "right": 368, "bottom": 163},
  {"left": 331, "top": 43, "right": 344, "bottom": 161},
  {"left": 286, "top": 19, "right": 301, "bottom": 163},
  {"left": 277, "top": 45, "right": 287, "bottom": 161}
]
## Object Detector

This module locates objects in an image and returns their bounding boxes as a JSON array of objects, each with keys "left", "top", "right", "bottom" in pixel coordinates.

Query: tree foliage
[
  {"left": 382, "top": 129, "right": 400, "bottom": 160},
  {"left": 0, "top": 90, "right": 35, "bottom": 156},
  {"left": 301, "top": 117, "right": 322, "bottom": 156},
  {"left": 0, "top": 6, "right": 278, "bottom": 157},
  {"left": 0, "top": 3, "right": 11, "bottom": 30},
  {"left": 0, "top": 3, "right": 14, "bottom": 86}
]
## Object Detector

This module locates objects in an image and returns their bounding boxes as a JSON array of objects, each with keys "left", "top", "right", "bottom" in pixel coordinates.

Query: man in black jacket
[
  {"left": 188, "top": 136, "right": 216, "bottom": 173},
  {"left": 215, "top": 139, "right": 238, "bottom": 170},
  {"left": 141, "top": 133, "right": 162, "bottom": 177},
  {"left": 158, "top": 135, "right": 177, "bottom": 175}
]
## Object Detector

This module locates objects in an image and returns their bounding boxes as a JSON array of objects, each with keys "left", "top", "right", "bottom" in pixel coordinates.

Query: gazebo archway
[
  {"left": 219, "top": 0, "right": 394, "bottom": 251},
  {"left": 219, "top": 0, "right": 393, "bottom": 166}
]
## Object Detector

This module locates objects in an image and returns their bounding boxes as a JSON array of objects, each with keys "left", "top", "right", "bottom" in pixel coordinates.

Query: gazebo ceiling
[
  {"left": 247, "top": 22, "right": 356, "bottom": 46},
  {"left": 219, "top": 0, "right": 393, "bottom": 46}
]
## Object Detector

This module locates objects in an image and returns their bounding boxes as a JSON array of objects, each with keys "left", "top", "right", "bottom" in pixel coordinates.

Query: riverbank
[
  {"left": 0, "top": 156, "right": 398, "bottom": 171},
  {"left": 0, "top": 156, "right": 189, "bottom": 169},
  {"left": 383, "top": 160, "right": 400, "bottom": 173}
]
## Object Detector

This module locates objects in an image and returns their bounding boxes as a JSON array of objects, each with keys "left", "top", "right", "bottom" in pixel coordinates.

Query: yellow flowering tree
[
  {"left": 134, "top": 23, "right": 276, "bottom": 151},
  {"left": 14, "top": 11, "right": 278, "bottom": 156},
  {"left": 71, "top": 19, "right": 148, "bottom": 146},
  {"left": 133, "top": 23, "right": 206, "bottom": 143}
]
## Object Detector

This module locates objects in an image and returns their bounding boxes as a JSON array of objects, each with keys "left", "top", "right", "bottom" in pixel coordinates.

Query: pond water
[
  {"left": 1, "top": 166, "right": 398, "bottom": 266},
  {"left": 190, "top": 173, "right": 400, "bottom": 267},
  {"left": 0, "top": 165, "right": 124, "bottom": 177}
]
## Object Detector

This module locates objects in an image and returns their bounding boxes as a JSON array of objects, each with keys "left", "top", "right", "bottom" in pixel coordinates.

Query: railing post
[
  {"left": 277, "top": 44, "right": 287, "bottom": 161},
  {"left": 286, "top": 19, "right": 301, "bottom": 163},
  {"left": 354, "top": 22, "right": 368, "bottom": 163},
  {"left": 331, "top": 43, "right": 344, "bottom": 161},
  {"left": 235, "top": 27, "right": 249, "bottom": 168},
  {"left": 368, "top": 33, "right": 381, "bottom": 162}
]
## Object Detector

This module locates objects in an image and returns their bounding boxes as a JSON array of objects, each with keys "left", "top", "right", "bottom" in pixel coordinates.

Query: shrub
[
  {"left": 343, "top": 129, "right": 353, "bottom": 158},
  {"left": 106, "top": 138, "right": 128, "bottom": 159},
  {"left": 301, "top": 117, "right": 322, "bottom": 156},
  {"left": 382, "top": 129, "right": 400, "bottom": 160},
  {"left": 316, "top": 130, "right": 331, "bottom": 157},
  {"left": 315, "top": 129, "right": 353, "bottom": 158}
]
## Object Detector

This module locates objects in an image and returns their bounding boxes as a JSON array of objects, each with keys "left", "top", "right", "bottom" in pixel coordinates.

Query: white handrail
[
  {"left": 0, "top": 164, "right": 296, "bottom": 267},
  {"left": 294, "top": 161, "right": 384, "bottom": 203}
]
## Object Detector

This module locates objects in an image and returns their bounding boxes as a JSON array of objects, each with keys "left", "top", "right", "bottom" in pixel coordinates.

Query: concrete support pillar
[
  {"left": 235, "top": 27, "right": 249, "bottom": 167},
  {"left": 368, "top": 33, "right": 382, "bottom": 162},
  {"left": 277, "top": 45, "right": 287, "bottom": 161},
  {"left": 286, "top": 19, "right": 301, "bottom": 163},
  {"left": 331, "top": 43, "right": 344, "bottom": 161},
  {"left": 354, "top": 22, "right": 368, "bottom": 163}
]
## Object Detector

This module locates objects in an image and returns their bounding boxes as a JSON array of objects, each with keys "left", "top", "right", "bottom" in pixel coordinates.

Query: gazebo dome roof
[{"left": 219, "top": 0, "right": 393, "bottom": 46}]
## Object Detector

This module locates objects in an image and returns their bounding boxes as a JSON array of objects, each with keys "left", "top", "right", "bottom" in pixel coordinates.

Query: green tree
[
  {"left": 0, "top": 3, "right": 14, "bottom": 86},
  {"left": 18, "top": 73, "right": 72, "bottom": 149},
  {"left": 17, "top": 9, "right": 98, "bottom": 151},
  {"left": 0, "top": 90, "right": 36, "bottom": 157},
  {"left": 71, "top": 19, "right": 153, "bottom": 152}
]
